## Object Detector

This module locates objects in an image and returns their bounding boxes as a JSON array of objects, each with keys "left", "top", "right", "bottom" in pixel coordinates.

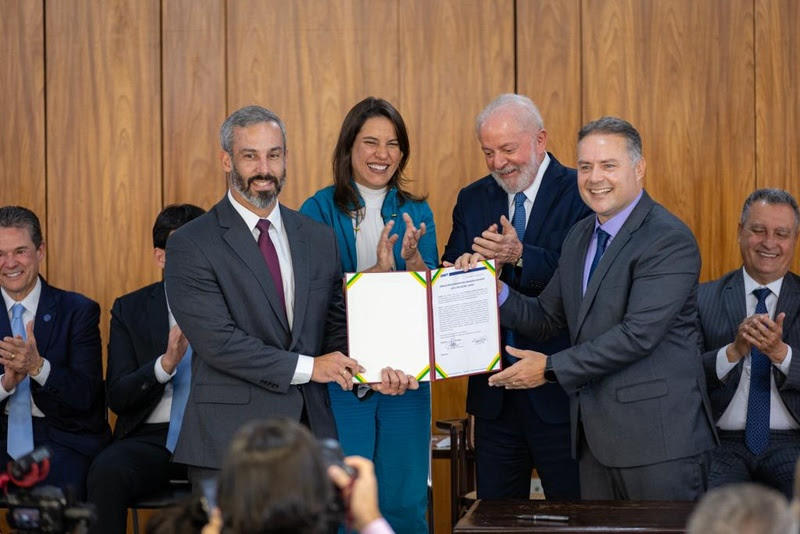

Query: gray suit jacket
[
  {"left": 165, "top": 196, "right": 347, "bottom": 469},
  {"left": 697, "top": 269, "right": 800, "bottom": 423},
  {"left": 501, "top": 191, "right": 716, "bottom": 468}
]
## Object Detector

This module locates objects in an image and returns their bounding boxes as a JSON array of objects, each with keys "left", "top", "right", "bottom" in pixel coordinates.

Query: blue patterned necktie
[
  {"left": 588, "top": 228, "right": 611, "bottom": 282},
  {"left": 745, "top": 288, "right": 772, "bottom": 455},
  {"left": 503, "top": 193, "right": 527, "bottom": 362},
  {"left": 7, "top": 303, "right": 34, "bottom": 459},
  {"left": 511, "top": 192, "right": 527, "bottom": 240},
  {"left": 165, "top": 345, "right": 192, "bottom": 453}
]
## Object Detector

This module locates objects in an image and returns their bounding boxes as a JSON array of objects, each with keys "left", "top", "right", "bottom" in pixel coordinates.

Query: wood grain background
[{"left": 2, "top": 1, "right": 799, "bottom": 532}]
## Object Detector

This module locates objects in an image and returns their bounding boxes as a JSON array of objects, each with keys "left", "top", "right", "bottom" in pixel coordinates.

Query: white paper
[
  {"left": 345, "top": 271, "right": 432, "bottom": 383},
  {"left": 430, "top": 264, "right": 501, "bottom": 378}
]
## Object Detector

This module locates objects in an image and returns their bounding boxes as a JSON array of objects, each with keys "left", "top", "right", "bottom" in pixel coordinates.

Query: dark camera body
[
  {"left": 318, "top": 438, "right": 356, "bottom": 525},
  {"left": 6, "top": 485, "right": 95, "bottom": 534}
]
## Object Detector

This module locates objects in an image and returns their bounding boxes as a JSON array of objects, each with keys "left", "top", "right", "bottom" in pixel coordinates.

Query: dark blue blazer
[
  {"left": 106, "top": 281, "right": 171, "bottom": 440},
  {"left": 0, "top": 278, "right": 109, "bottom": 455},
  {"left": 442, "top": 153, "right": 591, "bottom": 423}
]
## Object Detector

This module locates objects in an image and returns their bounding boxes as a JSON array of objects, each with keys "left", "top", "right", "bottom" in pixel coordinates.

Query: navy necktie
[
  {"left": 7, "top": 303, "right": 34, "bottom": 459},
  {"left": 165, "top": 345, "right": 192, "bottom": 453},
  {"left": 745, "top": 287, "right": 772, "bottom": 455},
  {"left": 256, "top": 219, "right": 286, "bottom": 313},
  {"left": 511, "top": 192, "right": 527, "bottom": 240},
  {"left": 588, "top": 228, "right": 611, "bottom": 282},
  {"left": 503, "top": 193, "right": 527, "bottom": 363}
]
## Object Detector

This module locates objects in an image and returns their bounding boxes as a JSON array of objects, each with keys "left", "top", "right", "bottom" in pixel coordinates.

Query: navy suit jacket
[
  {"left": 698, "top": 269, "right": 800, "bottom": 423},
  {"left": 442, "top": 153, "right": 591, "bottom": 423},
  {"left": 106, "top": 281, "right": 171, "bottom": 440},
  {"left": 165, "top": 197, "right": 348, "bottom": 469},
  {"left": 0, "top": 278, "right": 109, "bottom": 455}
]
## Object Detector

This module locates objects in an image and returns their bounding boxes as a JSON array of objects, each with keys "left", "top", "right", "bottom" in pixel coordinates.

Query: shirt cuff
[
  {"left": 777, "top": 346, "right": 793, "bottom": 375},
  {"left": 291, "top": 355, "right": 314, "bottom": 385},
  {"left": 31, "top": 358, "right": 51, "bottom": 385},
  {"left": 716, "top": 345, "right": 737, "bottom": 379},
  {"left": 498, "top": 281, "right": 509, "bottom": 307},
  {"left": 0, "top": 377, "right": 13, "bottom": 399},
  {"left": 154, "top": 355, "right": 175, "bottom": 384},
  {"left": 359, "top": 517, "right": 393, "bottom": 534}
]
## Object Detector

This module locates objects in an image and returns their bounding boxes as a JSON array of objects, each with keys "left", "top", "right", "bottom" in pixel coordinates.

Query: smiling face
[
  {"left": 350, "top": 116, "right": 403, "bottom": 190},
  {"left": 0, "top": 226, "right": 44, "bottom": 301},
  {"left": 478, "top": 110, "right": 546, "bottom": 194},
  {"left": 577, "top": 133, "right": 645, "bottom": 223},
  {"left": 739, "top": 201, "right": 798, "bottom": 284},
  {"left": 221, "top": 121, "right": 287, "bottom": 216}
]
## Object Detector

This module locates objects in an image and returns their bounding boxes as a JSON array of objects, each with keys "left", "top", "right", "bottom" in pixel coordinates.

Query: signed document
[{"left": 345, "top": 261, "right": 501, "bottom": 383}]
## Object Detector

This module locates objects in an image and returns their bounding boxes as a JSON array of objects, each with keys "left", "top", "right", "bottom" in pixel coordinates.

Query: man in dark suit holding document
[
  {"left": 165, "top": 105, "right": 360, "bottom": 485},
  {"left": 478, "top": 116, "right": 717, "bottom": 499}
]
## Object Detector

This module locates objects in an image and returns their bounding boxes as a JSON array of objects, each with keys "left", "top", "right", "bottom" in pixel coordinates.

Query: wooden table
[{"left": 454, "top": 499, "right": 695, "bottom": 533}]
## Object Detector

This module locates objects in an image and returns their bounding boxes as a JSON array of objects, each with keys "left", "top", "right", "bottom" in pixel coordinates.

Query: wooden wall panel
[
  {"left": 399, "top": 0, "right": 515, "bottom": 256},
  {"left": 46, "top": 0, "right": 162, "bottom": 352},
  {"left": 162, "top": 0, "right": 227, "bottom": 209},
  {"left": 398, "top": 2, "right": 514, "bottom": 532},
  {"left": 226, "top": 0, "right": 399, "bottom": 210},
  {"left": 756, "top": 0, "right": 800, "bottom": 273},
  {"left": 582, "top": 0, "right": 754, "bottom": 282},
  {"left": 0, "top": 0, "right": 46, "bottom": 260},
  {"left": 516, "top": 0, "right": 582, "bottom": 166}
]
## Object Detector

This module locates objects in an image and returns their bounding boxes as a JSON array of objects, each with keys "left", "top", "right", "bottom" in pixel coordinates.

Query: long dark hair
[{"left": 332, "top": 97, "right": 425, "bottom": 216}]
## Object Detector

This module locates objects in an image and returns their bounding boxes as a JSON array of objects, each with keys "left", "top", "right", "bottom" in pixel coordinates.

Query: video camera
[{"left": 1, "top": 447, "right": 96, "bottom": 534}]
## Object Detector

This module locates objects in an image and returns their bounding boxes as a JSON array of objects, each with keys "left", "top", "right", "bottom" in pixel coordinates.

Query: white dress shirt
[{"left": 716, "top": 268, "right": 797, "bottom": 430}]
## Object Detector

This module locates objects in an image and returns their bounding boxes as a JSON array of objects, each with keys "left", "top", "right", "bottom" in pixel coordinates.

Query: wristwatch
[{"left": 544, "top": 356, "right": 557, "bottom": 383}]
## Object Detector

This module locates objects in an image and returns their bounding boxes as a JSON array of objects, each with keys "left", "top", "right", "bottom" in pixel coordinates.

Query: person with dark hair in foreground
[
  {"left": 86, "top": 204, "right": 205, "bottom": 534},
  {"left": 167, "top": 418, "right": 393, "bottom": 534}
]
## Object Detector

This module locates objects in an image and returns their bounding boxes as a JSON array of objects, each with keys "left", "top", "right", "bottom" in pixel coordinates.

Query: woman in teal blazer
[{"left": 301, "top": 97, "right": 436, "bottom": 534}]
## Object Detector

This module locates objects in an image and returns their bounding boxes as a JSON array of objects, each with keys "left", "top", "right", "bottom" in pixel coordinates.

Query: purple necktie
[{"left": 256, "top": 219, "right": 286, "bottom": 312}]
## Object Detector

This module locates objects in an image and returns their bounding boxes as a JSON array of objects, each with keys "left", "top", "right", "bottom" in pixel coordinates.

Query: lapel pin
[{"left": 43, "top": 314, "right": 52, "bottom": 322}]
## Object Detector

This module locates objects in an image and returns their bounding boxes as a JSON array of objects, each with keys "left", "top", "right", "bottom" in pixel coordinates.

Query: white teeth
[
  {"left": 4, "top": 272, "right": 22, "bottom": 278},
  {"left": 590, "top": 188, "right": 612, "bottom": 194},
  {"left": 758, "top": 252, "right": 778, "bottom": 258},
  {"left": 368, "top": 164, "right": 389, "bottom": 172}
]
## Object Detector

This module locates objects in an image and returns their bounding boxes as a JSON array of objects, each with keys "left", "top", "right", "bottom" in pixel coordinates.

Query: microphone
[{"left": 8, "top": 446, "right": 51, "bottom": 485}]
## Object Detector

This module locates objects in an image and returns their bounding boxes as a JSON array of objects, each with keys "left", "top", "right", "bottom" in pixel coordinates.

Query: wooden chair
[{"left": 434, "top": 416, "right": 477, "bottom": 527}]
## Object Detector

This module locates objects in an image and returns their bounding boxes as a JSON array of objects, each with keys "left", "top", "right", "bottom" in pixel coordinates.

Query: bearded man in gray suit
[
  {"left": 459, "top": 116, "right": 717, "bottom": 499},
  {"left": 697, "top": 188, "right": 800, "bottom": 498},
  {"left": 165, "top": 106, "right": 361, "bottom": 485}
]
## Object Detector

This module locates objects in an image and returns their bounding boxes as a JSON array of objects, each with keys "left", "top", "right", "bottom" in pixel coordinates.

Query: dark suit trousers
[
  {"left": 474, "top": 389, "right": 579, "bottom": 499},
  {"left": 1, "top": 415, "right": 95, "bottom": 501},
  {"left": 710, "top": 430, "right": 800, "bottom": 499},
  {"left": 578, "top": 429, "right": 710, "bottom": 500},
  {"left": 86, "top": 423, "right": 185, "bottom": 534}
]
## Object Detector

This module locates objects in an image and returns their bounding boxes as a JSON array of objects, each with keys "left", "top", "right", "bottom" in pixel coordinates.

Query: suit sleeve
[
  {"left": 442, "top": 190, "right": 470, "bottom": 264},
  {"left": 323, "top": 240, "right": 348, "bottom": 356},
  {"left": 105, "top": 297, "right": 165, "bottom": 415},
  {"left": 165, "top": 229, "right": 301, "bottom": 392},
  {"left": 33, "top": 298, "right": 104, "bottom": 414}
]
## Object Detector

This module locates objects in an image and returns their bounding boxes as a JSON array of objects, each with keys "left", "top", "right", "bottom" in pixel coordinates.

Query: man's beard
[
  {"left": 230, "top": 165, "right": 286, "bottom": 210},
  {"left": 491, "top": 157, "right": 539, "bottom": 194}
]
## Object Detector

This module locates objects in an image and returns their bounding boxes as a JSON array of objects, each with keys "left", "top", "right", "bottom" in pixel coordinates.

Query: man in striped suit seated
[{"left": 697, "top": 188, "right": 800, "bottom": 498}]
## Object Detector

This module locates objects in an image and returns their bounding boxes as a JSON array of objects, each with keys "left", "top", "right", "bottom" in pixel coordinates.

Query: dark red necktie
[{"left": 256, "top": 219, "right": 286, "bottom": 312}]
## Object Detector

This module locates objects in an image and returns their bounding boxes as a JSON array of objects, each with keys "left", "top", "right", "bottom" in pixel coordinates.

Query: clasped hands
[
  {"left": 312, "top": 352, "right": 419, "bottom": 395},
  {"left": 443, "top": 216, "right": 522, "bottom": 272},
  {"left": 727, "top": 312, "right": 788, "bottom": 364},
  {"left": 0, "top": 320, "right": 44, "bottom": 391}
]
